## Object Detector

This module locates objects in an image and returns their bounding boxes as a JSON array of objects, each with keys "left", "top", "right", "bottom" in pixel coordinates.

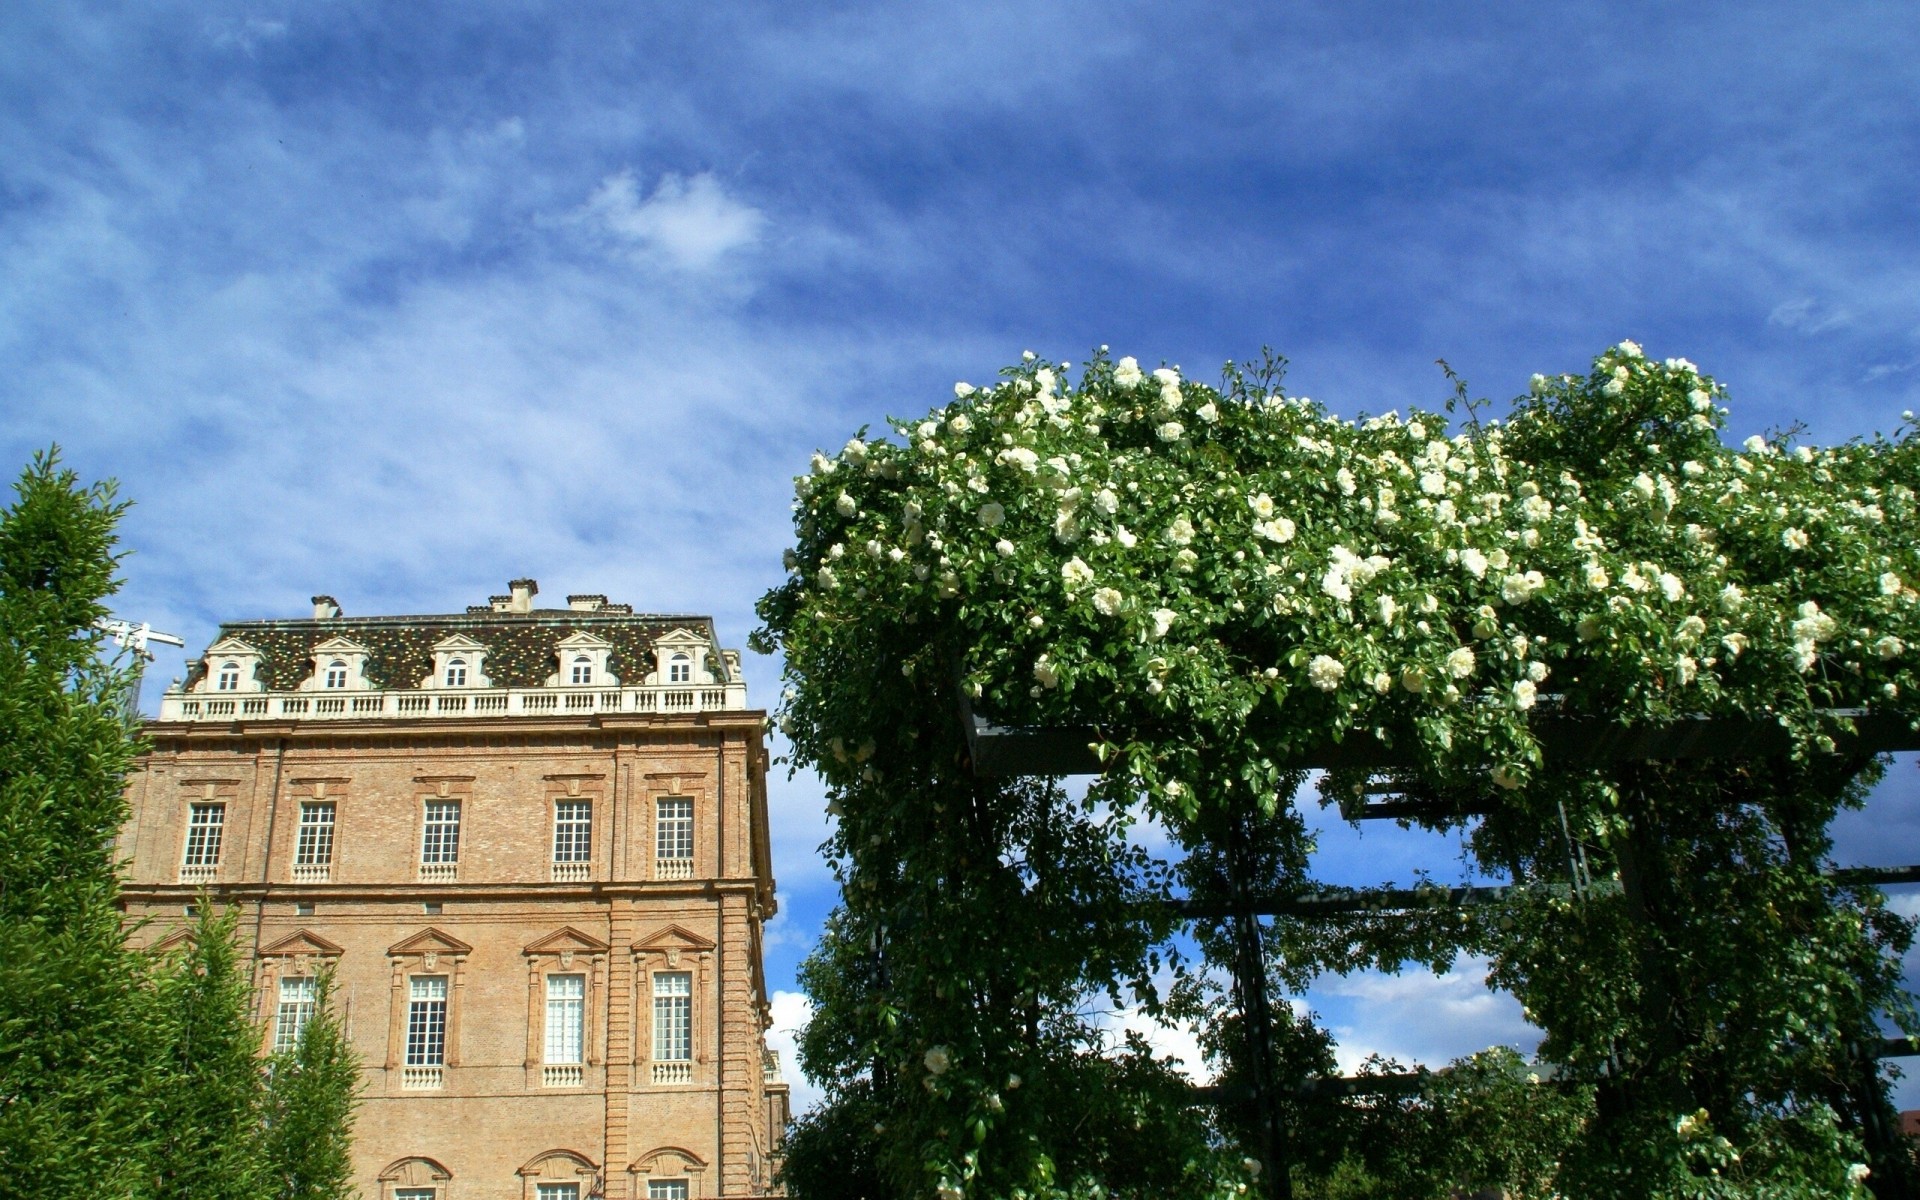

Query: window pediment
[
  {"left": 378, "top": 1156, "right": 452, "bottom": 1185},
  {"left": 631, "top": 1145, "right": 708, "bottom": 1174},
  {"left": 388, "top": 927, "right": 474, "bottom": 961},
  {"left": 260, "top": 929, "right": 346, "bottom": 958},
  {"left": 524, "top": 926, "right": 612, "bottom": 959},
  {"left": 518, "top": 1148, "right": 599, "bottom": 1179},
  {"left": 632, "top": 924, "right": 716, "bottom": 963}
]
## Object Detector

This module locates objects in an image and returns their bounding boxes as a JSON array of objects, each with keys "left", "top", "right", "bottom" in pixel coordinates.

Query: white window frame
[
  {"left": 323, "top": 660, "right": 348, "bottom": 689},
  {"left": 405, "top": 975, "right": 449, "bottom": 1067},
  {"left": 655, "top": 797, "right": 692, "bottom": 867},
  {"left": 552, "top": 800, "right": 592, "bottom": 864},
  {"left": 445, "top": 658, "right": 467, "bottom": 687},
  {"left": 216, "top": 661, "right": 241, "bottom": 691},
  {"left": 295, "top": 801, "right": 336, "bottom": 868},
  {"left": 569, "top": 655, "right": 592, "bottom": 685},
  {"left": 274, "top": 976, "right": 317, "bottom": 1051},
  {"left": 420, "top": 801, "right": 461, "bottom": 865},
  {"left": 667, "top": 653, "right": 691, "bottom": 684},
  {"left": 544, "top": 973, "right": 586, "bottom": 1066},
  {"left": 537, "top": 1186, "right": 581, "bottom": 1200},
  {"left": 647, "top": 1180, "right": 690, "bottom": 1200},
  {"left": 393, "top": 1189, "right": 437, "bottom": 1200},
  {"left": 182, "top": 803, "right": 226, "bottom": 869},
  {"left": 652, "top": 971, "right": 692, "bottom": 1063}
]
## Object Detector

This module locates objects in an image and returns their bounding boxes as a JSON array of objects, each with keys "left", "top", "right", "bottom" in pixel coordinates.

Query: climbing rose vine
[{"left": 757, "top": 345, "right": 1920, "bottom": 1199}]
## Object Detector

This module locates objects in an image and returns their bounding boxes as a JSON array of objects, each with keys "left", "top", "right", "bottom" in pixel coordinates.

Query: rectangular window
[
  {"left": 420, "top": 801, "right": 461, "bottom": 865},
  {"left": 394, "top": 1191, "right": 436, "bottom": 1200},
  {"left": 552, "top": 800, "right": 592, "bottom": 863},
  {"left": 405, "top": 976, "right": 449, "bottom": 1066},
  {"left": 294, "top": 802, "right": 336, "bottom": 866},
  {"left": 653, "top": 972, "right": 692, "bottom": 1062},
  {"left": 274, "top": 976, "right": 317, "bottom": 1051},
  {"left": 648, "top": 1181, "right": 690, "bottom": 1200},
  {"left": 538, "top": 1184, "right": 581, "bottom": 1200},
  {"left": 545, "top": 974, "right": 585, "bottom": 1065},
  {"left": 656, "top": 797, "right": 692, "bottom": 863},
  {"left": 182, "top": 803, "right": 226, "bottom": 869}
]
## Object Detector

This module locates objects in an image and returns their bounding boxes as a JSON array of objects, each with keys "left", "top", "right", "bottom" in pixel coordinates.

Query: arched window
[
  {"left": 445, "top": 659, "right": 467, "bottom": 687},
  {"left": 324, "top": 660, "right": 348, "bottom": 689},
  {"left": 216, "top": 661, "right": 241, "bottom": 691},
  {"left": 667, "top": 653, "right": 691, "bottom": 684},
  {"left": 570, "top": 656, "right": 592, "bottom": 685}
]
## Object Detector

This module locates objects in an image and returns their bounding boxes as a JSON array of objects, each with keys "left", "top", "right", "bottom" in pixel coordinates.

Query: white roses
[{"left": 1307, "top": 655, "right": 1345, "bottom": 691}]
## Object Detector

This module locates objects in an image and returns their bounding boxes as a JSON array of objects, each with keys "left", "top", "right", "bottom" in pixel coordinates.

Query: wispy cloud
[
  {"left": 572, "top": 170, "right": 766, "bottom": 271},
  {"left": 1769, "top": 298, "right": 1853, "bottom": 335}
]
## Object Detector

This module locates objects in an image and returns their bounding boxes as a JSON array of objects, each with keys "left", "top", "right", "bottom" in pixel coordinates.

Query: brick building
[{"left": 118, "top": 580, "right": 789, "bottom": 1199}]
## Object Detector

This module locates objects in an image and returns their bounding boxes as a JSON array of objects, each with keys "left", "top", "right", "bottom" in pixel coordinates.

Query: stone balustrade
[{"left": 158, "top": 683, "right": 750, "bottom": 722}]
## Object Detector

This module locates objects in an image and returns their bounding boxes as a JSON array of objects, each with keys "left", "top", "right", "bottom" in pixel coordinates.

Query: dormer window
[
  {"left": 216, "top": 662, "right": 241, "bottom": 691},
  {"left": 324, "top": 660, "right": 348, "bottom": 689},
  {"left": 570, "top": 656, "right": 592, "bottom": 685},
  {"left": 446, "top": 659, "right": 468, "bottom": 687},
  {"left": 668, "top": 654, "right": 691, "bottom": 684}
]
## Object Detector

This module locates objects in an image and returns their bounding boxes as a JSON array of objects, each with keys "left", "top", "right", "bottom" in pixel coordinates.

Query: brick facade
[{"left": 119, "top": 584, "right": 788, "bottom": 1199}]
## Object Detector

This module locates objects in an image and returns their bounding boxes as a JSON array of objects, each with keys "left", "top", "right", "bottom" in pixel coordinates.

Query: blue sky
[{"left": 6, "top": 2, "right": 1920, "bottom": 1112}]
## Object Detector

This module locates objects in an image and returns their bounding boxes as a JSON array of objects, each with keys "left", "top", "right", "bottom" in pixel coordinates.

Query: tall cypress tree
[
  {"left": 262, "top": 966, "right": 361, "bottom": 1200},
  {"left": 149, "top": 901, "right": 270, "bottom": 1200},
  {"left": 0, "top": 450, "right": 156, "bottom": 1199}
]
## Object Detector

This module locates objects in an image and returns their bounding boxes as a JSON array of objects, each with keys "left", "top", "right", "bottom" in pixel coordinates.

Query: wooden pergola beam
[{"left": 962, "top": 706, "right": 1920, "bottom": 778}]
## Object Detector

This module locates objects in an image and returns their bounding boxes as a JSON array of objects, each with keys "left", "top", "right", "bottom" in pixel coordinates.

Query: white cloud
[
  {"left": 767, "top": 989, "right": 823, "bottom": 1115},
  {"left": 1769, "top": 297, "right": 1854, "bottom": 335},
  {"left": 1862, "top": 359, "right": 1920, "bottom": 383},
  {"left": 1312, "top": 958, "right": 1538, "bottom": 1075},
  {"left": 1098, "top": 1003, "right": 1211, "bottom": 1082},
  {"left": 574, "top": 170, "right": 766, "bottom": 271}
]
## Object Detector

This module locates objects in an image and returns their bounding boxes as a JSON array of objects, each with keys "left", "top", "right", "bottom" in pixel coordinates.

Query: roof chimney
[
  {"left": 568, "top": 594, "right": 607, "bottom": 612},
  {"left": 508, "top": 578, "right": 538, "bottom": 614},
  {"left": 311, "top": 595, "right": 342, "bottom": 619}
]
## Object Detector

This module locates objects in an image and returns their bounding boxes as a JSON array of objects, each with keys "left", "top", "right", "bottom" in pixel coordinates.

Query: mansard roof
[{"left": 184, "top": 604, "right": 720, "bottom": 692}]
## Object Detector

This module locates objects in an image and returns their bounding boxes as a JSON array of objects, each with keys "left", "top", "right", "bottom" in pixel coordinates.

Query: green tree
[
  {"left": 148, "top": 901, "right": 270, "bottom": 1200},
  {"left": 0, "top": 450, "right": 156, "bottom": 1199},
  {"left": 262, "top": 966, "right": 361, "bottom": 1200}
]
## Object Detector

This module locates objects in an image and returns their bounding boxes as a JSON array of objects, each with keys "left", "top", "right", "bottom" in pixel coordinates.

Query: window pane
[
  {"left": 394, "top": 1191, "right": 436, "bottom": 1200},
  {"left": 537, "top": 1186, "right": 580, "bottom": 1200},
  {"left": 648, "top": 1181, "right": 690, "bottom": 1200},
  {"left": 653, "top": 972, "right": 691, "bottom": 1062},
  {"left": 545, "top": 973, "right": 585, "bottom": 1064},
  {"left": 183, "top": 803, "right": 226, "bottom": 867},
  {"left": 274, "top": 976, "right": 317, "bottom": 1051},
  {"left": 406, "top": 975, "right": 448, "bottom": 1066},
  {"left": 656, "top": 798, "right": 692, "bottom": 862},
  {"left": 552, "top": 800, "right": 592, "bottom": 862},
  {"left": 295, "top": 801, "right": 336, "bottom": 866},
  {"left": 420, "top": 801, "right": 461, "bottom": 864}
]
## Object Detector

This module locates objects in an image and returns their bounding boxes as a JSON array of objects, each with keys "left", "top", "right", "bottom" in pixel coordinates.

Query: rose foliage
[{"left": 756, "top": 345, "right": 1920, "bottom": 1199}]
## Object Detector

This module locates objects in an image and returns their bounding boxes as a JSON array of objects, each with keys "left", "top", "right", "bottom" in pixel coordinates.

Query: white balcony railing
[
  {"left": 550, "top": 861, "right": 591, "bottom": 883},
  {"left": 179, "top": 864, "right": 218, "bottom": 884},
  {"left": 651, "top": 1061, "right": 693, "bottom": 1086},
  {"left": 418, "top": 862, "right": 458, "bottom": 883},
  {"left": 542, "top": 1064, "right": 585, "bottom": 1087},
  {"left": 655, "top": 857, "right": 695, "bottom": 881},
  {"left": 402, "top": 1066, "right": 444, "bottom": 1090},
  {"left": 160, "top": 683, "right": 749, "bottom": 724},
  {"left": 291, "top": 863, "right": 331, "bottom": 884}
]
